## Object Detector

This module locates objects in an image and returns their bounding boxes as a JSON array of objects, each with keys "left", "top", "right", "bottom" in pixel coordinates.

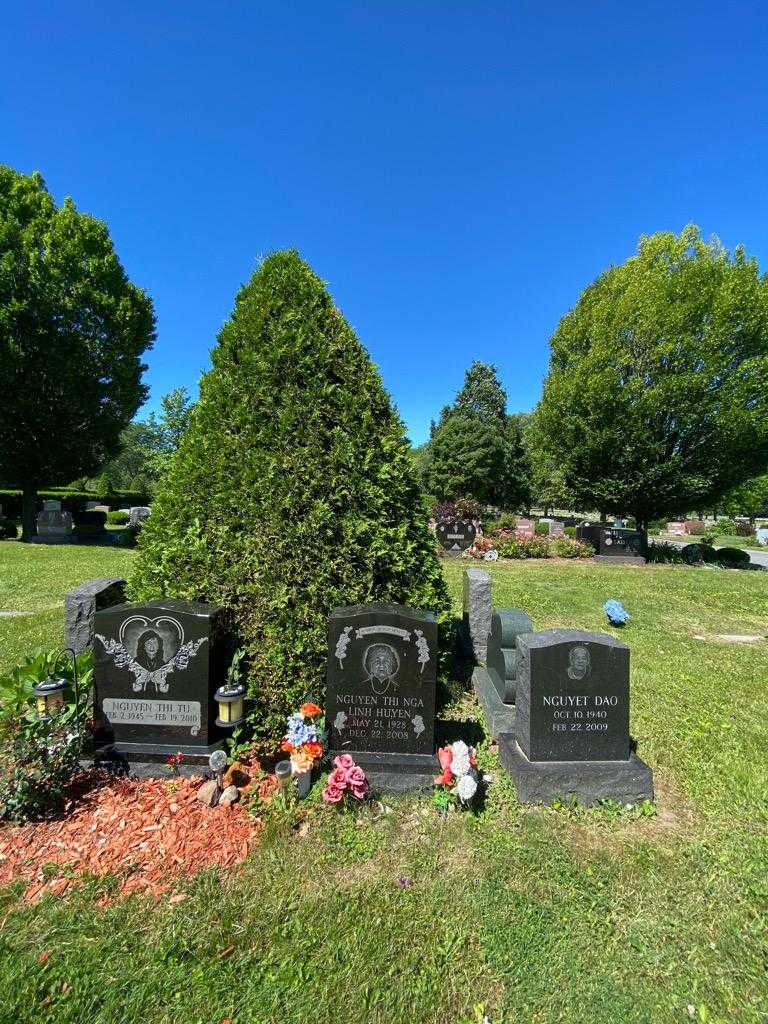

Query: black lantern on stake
[
  {"left": 33, "top": 648, "right": 82, "bottom": 740},
  {"left": 214, "top": 681, "right": 246, "bottom": 728}
]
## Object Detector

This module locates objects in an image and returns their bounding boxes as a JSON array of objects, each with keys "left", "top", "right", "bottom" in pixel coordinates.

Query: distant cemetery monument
[
  {"left": 436, "top": 519, "right": 476, "bottom": 555},
  {"left": 576, "top": 522, "right": 646, "bottom": 565}
]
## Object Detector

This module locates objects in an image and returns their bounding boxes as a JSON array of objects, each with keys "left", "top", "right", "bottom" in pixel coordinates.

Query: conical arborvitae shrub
[{"left": 129, "top": 250, "right": 450, "bottom": 741}]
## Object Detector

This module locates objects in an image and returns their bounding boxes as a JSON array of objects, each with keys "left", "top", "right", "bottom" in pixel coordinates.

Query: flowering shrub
[
  {"left": 432, "top": 501, "right": 457, "bottom": 523},
  {"left": 280, "top": 701, "right": 325, "bottom": 775},
  {"left": 454, "top": 496, "right": 481, "bottom": 520},
  {"left": 494, "top": 535, "right": 594, "bottom": 559},
  {"left": 434, "top": 740, "right": 480, "bottom": 810},
  {"left": 322, "top": 754, "right": 369, "bottom": 805}
]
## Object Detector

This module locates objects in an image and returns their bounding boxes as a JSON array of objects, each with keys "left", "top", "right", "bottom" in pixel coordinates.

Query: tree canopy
[
  {"left": 0, "top": 166, "right": 155, "bottom": 538},
  {"left": 426, "top": 361, "right": 532, "bottom": 508},
  {"left": 129, "top": 250, "right": 449, "bottom": 742},
  {"left": 532, "top": 226, "right": 768, "bottom": 529}
]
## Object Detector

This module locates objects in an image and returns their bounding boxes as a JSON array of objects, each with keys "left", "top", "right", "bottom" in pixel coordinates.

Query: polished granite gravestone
[
  {"left": 73, "top": 509, "right": 107, "bottom": 538},
  {"left": 326, "top": 603, "right": 438, "bottom": 791},
  {"left": 93, "top": 599, "right": 228, "bottom": 766},
  {"left": 576, "top": 523, "right": 646, "bottom": 565},
  {"left": 499, "top": 629, "right": 653, "bottom": 805},
  {"left": 37, "top": 509, "right": 73, "bottom": 537},
  {"left": 436, "top": 519, "right": 476, "bottom": 555}
]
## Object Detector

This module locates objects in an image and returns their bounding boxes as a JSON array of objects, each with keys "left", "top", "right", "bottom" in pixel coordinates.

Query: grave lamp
[
  {"left": 214, "top": 681, "right": 246, "bottom": 728},
  {"left": 275, "top": 760, "right": 293, "bottom": 792},
  {"left": 33, "top": 648, "right": 81, "bottom": 740}
]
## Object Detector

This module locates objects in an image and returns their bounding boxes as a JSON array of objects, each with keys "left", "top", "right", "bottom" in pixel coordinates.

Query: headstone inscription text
[{"left": 326, "top": 604, "right": 437, "bottom": 758}]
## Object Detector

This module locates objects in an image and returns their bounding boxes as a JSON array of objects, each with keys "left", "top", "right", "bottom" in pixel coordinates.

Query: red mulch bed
[{"left": 0, "top": 773, "right": 259, "bottom": 904}]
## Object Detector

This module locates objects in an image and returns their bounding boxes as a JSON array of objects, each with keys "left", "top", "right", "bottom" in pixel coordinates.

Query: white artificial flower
[
  {"left": 456, "top": 774, "right": 478, "bottom": 803},
  {"left": 450, "top": 740, "right": 472, "bottom": 777}
]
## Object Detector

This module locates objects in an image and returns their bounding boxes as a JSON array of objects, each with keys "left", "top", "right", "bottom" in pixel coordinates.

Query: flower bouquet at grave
[
  {"left": 280, "top": 702, "right": 326, "bottom": 777},
  {"left": 321, "top": 753, "right": 370, "bottom": 806},
  {"left": 433, "top": 740, "right": 480, "bottom": 812},
  {"left": 464, "top": 536, "right": 497, "bottom": 561}
]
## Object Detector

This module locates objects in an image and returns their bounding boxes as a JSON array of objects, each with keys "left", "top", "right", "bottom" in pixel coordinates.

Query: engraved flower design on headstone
[
  {"left": 333, "top": 710, "right": 348, "bottom": 733},
  {"left": 411, "top": 714, "right": 425, "bottom": 737},
  {"left": 414, "top": 629, "right": 430, "bottom": 674},
  {"left": 335, "top": 625, "right": 353, "bottom": 667}
]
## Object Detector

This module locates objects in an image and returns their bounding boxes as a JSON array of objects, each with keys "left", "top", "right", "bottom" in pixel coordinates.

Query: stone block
[{"left": 65, "top": 578, "right": 127, "bottom": 653}]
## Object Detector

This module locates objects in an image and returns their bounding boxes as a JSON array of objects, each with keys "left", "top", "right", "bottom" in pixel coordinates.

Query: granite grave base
[
  {"left": 472, "top": 665, "right": 516, "bottom": 740},
  {"left": 93, "top": 738, "right": 227, "bottom": 771},
  {"left": 498, "top": 736, "right": 653, "bottom": 805},
  {"left": 594, "top": 555, "right": 647, "bottom": 566},
  {"left": 334, "top": 750, "right": 440, "bottom": 793}
]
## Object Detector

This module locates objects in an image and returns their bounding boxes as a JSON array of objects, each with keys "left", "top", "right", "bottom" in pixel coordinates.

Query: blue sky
[{"left": 4, "top": 2, "right": 768, "bottom": 444}]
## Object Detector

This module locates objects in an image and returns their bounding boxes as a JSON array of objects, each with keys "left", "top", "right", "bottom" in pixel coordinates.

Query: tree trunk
[{"left": 21, "top": 482, "right": 38, "bottom": 542}]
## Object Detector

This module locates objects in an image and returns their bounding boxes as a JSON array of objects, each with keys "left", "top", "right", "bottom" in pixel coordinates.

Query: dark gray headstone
[
  {"left": 436, "top": 519, "right": 476, "bottom": 554},
  {"left": 498, "top": 628, "right": 653, "bottom": 805},
  {"left": 93, "top": 599, "right": 227, "bottom": 764},
  {"left": 74, "top": 509, "right": 107, "bottom": 536},
  {"left": 65, "top": 578, "right": 127, "bottom": 654},
  {"left": 461, "top": 568, "right": 492, "bottom": 665},
  {"left": 37, "top": 509, "right": 73, "bottom": 536},
  {"left": 326, "top": 603, "right": 438, "bottom": 790},
  {"left": 515, "top": 630, "right": 630, "bottom": 761}
]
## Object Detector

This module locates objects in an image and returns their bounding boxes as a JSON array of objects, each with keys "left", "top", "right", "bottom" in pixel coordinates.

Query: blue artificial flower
[
  {"left": 286, "top": 713, "right": 317, "bottom": 747},
  {"left": 604, "top": 599, "right": 630, "bottom": 626}
]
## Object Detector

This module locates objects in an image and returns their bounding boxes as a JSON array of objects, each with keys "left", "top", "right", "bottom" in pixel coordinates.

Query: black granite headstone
[
  {"left": 515, "top": 630, "right": 630, "bottom": 761},
  {"left": 93, "top": 599, "right": 227, "bottom": 764},
  {"left": 326, "top": 603, "right": 438, "bottom": 791},
  {"left": 498, "top": 629, "right": 653, "bottom": 804},
  {"left": 436, "top": 519, "right": 476, "bottom": 554}
]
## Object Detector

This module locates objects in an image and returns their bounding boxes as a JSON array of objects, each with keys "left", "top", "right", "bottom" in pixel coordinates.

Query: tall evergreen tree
[{"left": 130, "top": 251, "right": 449, "bottom": 741}]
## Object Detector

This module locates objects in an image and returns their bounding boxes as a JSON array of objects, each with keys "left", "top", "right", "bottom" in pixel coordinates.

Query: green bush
[
  {"left": 0, "top": 650, "right": 92, "bottom": 821},
  {"left": 129, "top": 251, "right": 450, "bottom": 744},
  {"left": 107, "top": 510, "right": 130, "bottom": 525},
  {"left": 498, "top": 512, "right": 518, "bottom": 530},
  {"left": 710, "top": 518, "right": 739, "bottom": 537},
  {"left": 535, "top": 521, "right": 549, "bottom": 536},
  {"left": 0, "top": 489, "right": 149, "bottom": 519},
  {"left": 649, "top": 541, "right": 686, "bottom": 564},
  {"left": 0, "top": 518, "right": 18, "bottom": 539},
  {"left": 716, "top": 546, "right": 751, "bottom": 566},
  {"left": 688, "top": 523, "right": 710, "bottom": 536},
  {"left": 564, "top": 525, "right": 576, "bottom": 538}
]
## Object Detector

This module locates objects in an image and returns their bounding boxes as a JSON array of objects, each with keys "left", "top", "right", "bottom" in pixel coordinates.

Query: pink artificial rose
[
  {"left": 334, "top": 754, "right": 355, "bottom": 770},
  {"left": 349, "top": 780, "right": 369, "bottom": 800},
  {"left": 329, "top": 767, "right": 348, "bottom": 788},
  {"left": 345, "top": 765, "right": 366, "bottom": 786},
  {"left": 322, "top": 783, "right": 345, "bottom": 804}
]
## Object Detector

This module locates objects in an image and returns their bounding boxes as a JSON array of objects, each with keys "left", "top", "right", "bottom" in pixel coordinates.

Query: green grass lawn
[
  {"left": 1, "top": 548, "right": 767, "bottom": 1024},
  {"left": 0, "top": 540, "right": 135, "bottom": 671}
]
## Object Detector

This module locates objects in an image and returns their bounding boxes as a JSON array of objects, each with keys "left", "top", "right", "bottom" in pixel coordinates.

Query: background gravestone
[
  {"left": 460, "top": 567, "right": 492, "bottom": 665},
  {"left": 548, "top": 520, "right": 565, "bottom": 538},
  {"left": 326, "top": 603, "right": 438, "bottom": 791},
  {"left": 93, "top": 599, "right": 228, "bottom": 765},
  {"left": 576, "top": 523, "right": 646, "bottom": 564},
  {"left": 499, "top": 629, "right": 653, "bottom": 804},
  {"left": 436, "top": 519, "right": 476, "bottom": 555},
  {"left": 65, "top": 578, "right": 127, "bottom": 654},
  {"left": 130, "top": 506, "right": 151, "bottom": 528},
  {"left": 37, "top": 509, "right": 73, "bottom": 537}
]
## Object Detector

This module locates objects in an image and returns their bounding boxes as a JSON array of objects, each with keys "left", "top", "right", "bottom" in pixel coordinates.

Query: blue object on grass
[{"left": 604, "top": 599, "right": 630, "bottom": 626}]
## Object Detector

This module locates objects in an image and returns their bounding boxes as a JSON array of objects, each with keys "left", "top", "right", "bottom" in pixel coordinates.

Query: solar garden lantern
[
  {"left": 208, "top": 749, "right": 228, "bottom": 789},
  {"left": 34, "top": 647, "right": 81, "bottom": 739},
  {"left": 275, "top": 760, "right": 293, "bottom": 792},
  {"left": 214, "top": 681, "right": 246, "bottom": 728}
]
